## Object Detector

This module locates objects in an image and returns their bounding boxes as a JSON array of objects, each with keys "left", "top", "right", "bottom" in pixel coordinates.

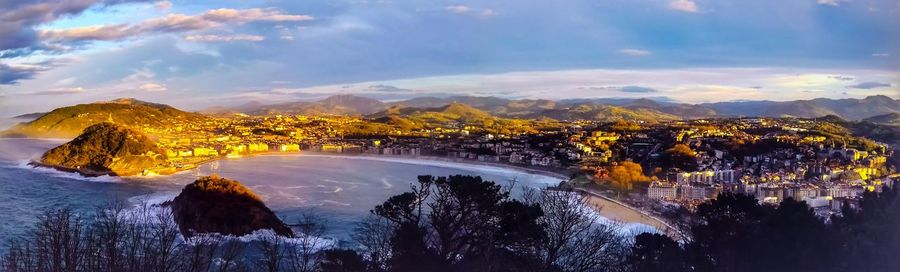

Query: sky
[{"left": 0, "top": 0, "right": 898, "bottom": 116}]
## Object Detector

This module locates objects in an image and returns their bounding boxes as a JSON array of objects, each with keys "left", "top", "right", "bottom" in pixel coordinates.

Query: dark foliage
[
  {"left": 627, "top": 189, "right": 900, "bottom": 272},
  {"left": 169, "top": 175, "right": 294, "bottom": 238},
  {"left": 5, "top": 174, "right": 898, "bottom": 272}
]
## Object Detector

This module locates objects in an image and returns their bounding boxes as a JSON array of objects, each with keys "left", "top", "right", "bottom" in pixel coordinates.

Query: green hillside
[
  {"left": 38, "top": 122, "right": 167, "bottom": 176},
  {"left": 4, "top": 98, "right": 207, "bottom": 138}
]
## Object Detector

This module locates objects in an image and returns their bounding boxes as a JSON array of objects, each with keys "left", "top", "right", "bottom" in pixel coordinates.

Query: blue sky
[{"left": 0, "top": 0, "right": 897, "bottom": 116}]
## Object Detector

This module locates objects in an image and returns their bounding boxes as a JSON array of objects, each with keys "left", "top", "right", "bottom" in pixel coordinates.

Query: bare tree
[
  {"left": 216, "top": 239, "right": 247, "bottom": 272},
  {"left": 183, "top": 235, "right": 221, "bottom": 272},
  {"left": 286, "top": 211, "right": 331, "bottom": 272},
  {"left": 255, "top": 231, "right": 286, "bottom": 272},
  {"left": 526, "top": 189, "right": 629, "bottom": 272},
  {"left": 352, "top": 215, "right": 393, "bottom": 272},
  {"left": 31, "top": 208, "right": 85, "bottom": 272}
]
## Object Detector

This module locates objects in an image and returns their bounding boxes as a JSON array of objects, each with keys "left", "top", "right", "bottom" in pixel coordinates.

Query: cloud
[
  {"left": 154, "top": 0, "right": 171, "bottom": 10},
  {"left": 445, "top": 5, "right": 471, "bottom": 14},
  {"left": 444, "top": 5, "right": 495, "bottom": 18},
  {"left": 578, "top": 85, "right": 658, "bottom": 93},
  {"left": 847, "top": 81, "right": 891, "bottom": 89},
  {"left": 185, "top": 34, "right": 265, "bottom": 42},
  {"left": 817, "top": 0, "right": 845, "bottom": 6},
  {"left": 27, "top": 87, "right": 87, "bottom": 95},
  {"left": 617, "top": 48, "right": 652, "bottom": 57},
  {"left": 0, "top": 0, "right": 153, "bottom": 53},
  {"left": 620, "top": 86, "right": 658, "bottom": 93},
  {"left": 38, "top": 8, "right": 312, "bottom": 43},
  {"left": 137, "top": 82, "right": 167, "bottom": 91},
  {"left": 668, "top": 0, "right": 699, "bottom": 13},
  {"left": 0, "top": 61, "right": 55, "bottom": 84},
  {"left": 872, "top": 53, "right": 889, "bottom": 57},
  {"left": 827, "top": 75, "right": 855, "bottom": 81}
]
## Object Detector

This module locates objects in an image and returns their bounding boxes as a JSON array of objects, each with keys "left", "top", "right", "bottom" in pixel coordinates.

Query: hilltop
[
  {"left": 3, "top": 98, "right": 207, "bottom": 138},
  {"left": 168, "top": 175, "right": 293, "bottom": 237},
  {"left": 36, "top": 122, "right": 168, "bottom": 176},
  {"left": 224, "top": 95, "right": 388, "bottom": 116}
]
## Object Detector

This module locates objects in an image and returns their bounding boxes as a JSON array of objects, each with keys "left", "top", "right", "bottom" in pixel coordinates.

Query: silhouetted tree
[
  {"left": 319, "top": 249, "right": 367, "bottom": 272},
  {"left": 627, "top": 233, "right": 685, "bottom": 272}
]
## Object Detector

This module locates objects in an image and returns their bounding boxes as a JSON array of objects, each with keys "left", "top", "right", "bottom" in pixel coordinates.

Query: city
[{"left": 1, "top": 0, "right": 899, "bottom": 271}]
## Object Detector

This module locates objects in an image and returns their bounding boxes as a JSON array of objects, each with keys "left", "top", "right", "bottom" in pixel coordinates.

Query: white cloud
[
  {"left": 617, "top": 48, "right": 652, "bottom": 57},
  {"left": 668, "top": 0, "right": 700, "bottom": 13},
  {"left": 817, "top": 0, "right": 844, "bottom": 6},
  {"left": 185, "top": 34, "right": 265, "bottom": 42},
  {"left": 445, "top": 5, "right": 471, "bottom": 14},
  {"left": 38, "top": 8, "right": 313, "bottom": 43},
  {"left": 154, "top": 1, "right": 172, "bottom": 10},
  {"left": 872, "top": 53, "right": 889, "bottom": 57},
  {"left": 138, "top": 83, "right": 167, "bottom": 92},
  {"left": 444, "top": 5, "right": 495, "bottom": 18}
]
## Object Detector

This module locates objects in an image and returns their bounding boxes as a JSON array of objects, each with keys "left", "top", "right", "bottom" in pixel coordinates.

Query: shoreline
[
  {"left": 20, "top": 141, "right": 672, "bottom": 233},
  {"left": 571, "top": 187, "right": 686, "bottom": 240}
]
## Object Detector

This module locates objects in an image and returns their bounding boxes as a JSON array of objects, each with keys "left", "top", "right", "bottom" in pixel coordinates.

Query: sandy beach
[{"left": 574, "top": 188, "right": 685, "bottom": 239}]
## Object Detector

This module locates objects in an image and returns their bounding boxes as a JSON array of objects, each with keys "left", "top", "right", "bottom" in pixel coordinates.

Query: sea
[{"left": 0, "top": 136, "right": 565, "bottom": 245}]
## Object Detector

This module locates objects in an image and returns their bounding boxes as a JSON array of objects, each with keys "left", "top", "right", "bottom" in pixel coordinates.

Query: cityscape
[{"left": 1, "top": 0, "right": 898, "bottom": 272}]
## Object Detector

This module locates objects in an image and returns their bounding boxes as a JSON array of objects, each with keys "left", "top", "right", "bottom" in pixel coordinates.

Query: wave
[{"left": 6, "top": 159, "right": 122, "bottom": 183}]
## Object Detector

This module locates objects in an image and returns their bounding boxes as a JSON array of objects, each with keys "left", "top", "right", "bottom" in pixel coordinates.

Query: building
[
  {"left": 676, "top": 170, "right": 736, "bottom": 184},
  {"left": 279, "top": 144, "right": 300, "bottom": 152},
  {"left": 648, "top": 182, "right": 678, "bottom": 200},
  {"left": 249, "top": 143, "right": 269, "bottom": 152}
]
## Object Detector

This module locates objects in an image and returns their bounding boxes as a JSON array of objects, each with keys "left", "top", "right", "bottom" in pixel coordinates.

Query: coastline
[
  {"left": 21, "top": 141, "right": 670, "bottom": 234},
  {"left": 571, "top": 187, "right": 686, "bottom": 240}
]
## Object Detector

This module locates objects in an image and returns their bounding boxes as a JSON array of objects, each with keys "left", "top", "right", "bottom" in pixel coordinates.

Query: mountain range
[
  {"left": 204, "top": 94, "right": 899, "bottom": 121},
  {"left": 3, "top": 95, "right": 897, "bottom": 140}
]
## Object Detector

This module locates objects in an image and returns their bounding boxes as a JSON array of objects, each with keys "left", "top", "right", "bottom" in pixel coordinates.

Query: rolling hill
[
  {"left": 3, "top": 98, "right": 207, "bottom": 138},
  {"left": 863, "top": 112, "right": 900, "bottom": 126},
  {"left": 702, "top": 95, "right": 899, "bottom": 120}
]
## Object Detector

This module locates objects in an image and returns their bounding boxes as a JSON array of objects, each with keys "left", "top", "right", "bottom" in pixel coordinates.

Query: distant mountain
[
  {"left": 524, "top": 103, "right": 679, "bottom": 123},
  {"left": 557, "top": 96, "right": 679, "bottom": 105},
  {"left": 863, "top": 112, "right": 900, "bottom": 125},
  {"left": 3, "top": 98, "right": 207, "bottom": 138},
  {"left": 12, "top": 112, "right": 47, "bottom": 120},
  {"left": 619, "top": 98, "right": 718, "bottom": 119},
  {"left": 369, "top": 103, "right": 494, "bottom": 127},
  {"left": 232, "top": 95, "right": 389, "bottom": 116},
  {"left": 702, "top": 95, "right": 899, "bottom": 120},
  {"left": 35, "top": 122, "right": 167, "bottom": 176}
]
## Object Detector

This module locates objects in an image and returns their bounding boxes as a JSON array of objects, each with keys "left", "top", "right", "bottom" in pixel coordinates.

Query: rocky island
[
  {"left": 167, "top": 175, "right": 294, "bottom": 237},
  {"left": 33, "top": 122, "right": 170, "bottom": 176}
]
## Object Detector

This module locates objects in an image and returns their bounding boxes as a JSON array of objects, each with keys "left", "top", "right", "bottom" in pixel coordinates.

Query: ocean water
[{"left": 0, "top": 138, "right": 563, "bottom": 243}]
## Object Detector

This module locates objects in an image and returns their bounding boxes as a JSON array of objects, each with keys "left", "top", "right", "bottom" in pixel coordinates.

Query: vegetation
[
  {"left": 3, "top": 98, "right": 207, "bottom": 138},
  {"left": 603, "top": 161, "right": 651, "bottom": 192},
  {"left": 4, "top": 175, "right": 899, "bottom": 272},
  {"left": 627, "top": 189, "right": 900, "bottom": 272},
  {"left": 38, "top": 122, "right": 166, "bottom": 176},
  {"left": 660, "top": 144, "right": 698, "bottom": 171},
  {"left": 168, "top": 175, "right": 293, "bottom": 238}
]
